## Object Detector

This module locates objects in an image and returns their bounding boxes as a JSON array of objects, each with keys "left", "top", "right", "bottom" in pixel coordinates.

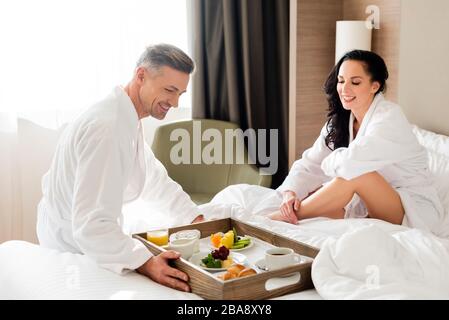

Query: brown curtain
[{"left": 191, "top": 0, "right": 289, "bottom": 188}]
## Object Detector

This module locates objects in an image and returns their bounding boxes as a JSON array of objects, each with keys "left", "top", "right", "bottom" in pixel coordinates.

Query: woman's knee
[
  {"left": 331, "top": 176, "right": 348, "bottom": 183},
  {"left": 330, "top": 176, "right": 350, "bottom": 186},
  {"left": 348, "top": 171, "right": 384, "bottom": 189},
  {"left": 329, "top": 172, "right": 382, "bottom": 193}
]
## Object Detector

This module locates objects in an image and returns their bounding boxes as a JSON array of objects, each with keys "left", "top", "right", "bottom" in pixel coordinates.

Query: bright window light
[{"left": 0, "top": 0, "right": 191, "bottom": 128}]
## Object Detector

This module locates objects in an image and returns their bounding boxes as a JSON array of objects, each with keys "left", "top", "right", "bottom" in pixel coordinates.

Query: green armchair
[{"left": 151, "top": 119, "right": 272, "bottom": 204}]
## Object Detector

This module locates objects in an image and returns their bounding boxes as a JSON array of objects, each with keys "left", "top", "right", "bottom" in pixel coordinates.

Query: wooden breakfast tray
[{"left": 133, "top": 218, "right": 319, "bottom": 300}]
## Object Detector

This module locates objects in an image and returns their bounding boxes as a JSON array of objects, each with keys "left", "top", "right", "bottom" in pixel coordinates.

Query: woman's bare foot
[
  {"left": 268, "top": 210, "right": 284, "bottom": 221},
  {"left": 268, "top": 209, "right": 300, "bottom": 224}
]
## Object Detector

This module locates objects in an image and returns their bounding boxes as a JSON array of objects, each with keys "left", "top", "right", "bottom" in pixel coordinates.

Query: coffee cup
[
  {"left": 168, "top": 238, "right": 197, "bottom": 259},
  {"left": 265, "top": 247, "right": 301, "bottom": 271}
]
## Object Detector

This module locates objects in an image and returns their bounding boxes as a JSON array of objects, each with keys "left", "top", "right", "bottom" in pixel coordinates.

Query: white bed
[{"left": 1, "top": 126, "right": 448, "bottom": 300}]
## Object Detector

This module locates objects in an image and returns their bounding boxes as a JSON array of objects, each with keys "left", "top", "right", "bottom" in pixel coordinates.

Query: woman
[{"left": 269, "top": 50, "right": 444, "bottom": 233}]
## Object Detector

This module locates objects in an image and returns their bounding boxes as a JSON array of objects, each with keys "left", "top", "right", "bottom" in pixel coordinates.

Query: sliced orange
[{"left": 210, "top": 232, "right": 223, "bottom": 248}]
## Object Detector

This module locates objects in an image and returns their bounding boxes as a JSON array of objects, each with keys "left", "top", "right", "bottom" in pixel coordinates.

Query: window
[{"left": 0, "top": 0, "right": 191, "bottom": 129}]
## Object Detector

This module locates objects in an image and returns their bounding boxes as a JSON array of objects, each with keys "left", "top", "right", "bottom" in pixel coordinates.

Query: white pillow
[
  {"left": 412, "top": 126, "right": 449, "bottom": 211},
  {"left": 427, "top": 149, "right": 449, "bottom": 210},
  {"left": 413, "top": 125, "right": 449, "bottom": 157}
]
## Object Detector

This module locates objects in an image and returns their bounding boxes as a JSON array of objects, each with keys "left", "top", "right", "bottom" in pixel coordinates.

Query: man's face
[{"left": 137, "top": 66, "right": 189, "bottom": 119}]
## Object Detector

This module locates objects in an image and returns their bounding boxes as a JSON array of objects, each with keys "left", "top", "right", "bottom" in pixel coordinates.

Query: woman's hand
[
  {"left": 279, "top": 190, "right": 301, "bottom": 224},
  {"left": 191, "top": 214, "right": 204, "bottom": 224}
]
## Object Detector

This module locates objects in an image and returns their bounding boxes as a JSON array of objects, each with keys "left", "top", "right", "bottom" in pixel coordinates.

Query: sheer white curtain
[{"left": 0, "top": 0, "right": 191, "bottom": 243}]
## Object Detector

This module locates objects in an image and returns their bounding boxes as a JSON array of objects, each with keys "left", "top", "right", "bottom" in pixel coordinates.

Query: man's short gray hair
[{"left": 136, "top": 44, "right": 195, "bottom": 74}]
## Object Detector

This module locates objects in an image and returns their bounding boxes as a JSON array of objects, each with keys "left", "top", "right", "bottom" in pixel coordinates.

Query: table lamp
[{"left": 335, "top": 20, "right": 372, "bottom": 63}]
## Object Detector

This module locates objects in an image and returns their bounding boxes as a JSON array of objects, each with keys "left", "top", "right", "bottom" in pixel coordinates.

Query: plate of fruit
[
  {"left": 189, "top": 246, "right": 247, "bottom": 272},
  {"left": 210, "top": 227, "right": 253, "bottom": 251}
]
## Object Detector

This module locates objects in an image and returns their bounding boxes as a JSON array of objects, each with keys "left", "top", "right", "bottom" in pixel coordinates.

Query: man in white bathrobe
[{"left": 36, "top": 44, "right": 202, "bottom": 292}]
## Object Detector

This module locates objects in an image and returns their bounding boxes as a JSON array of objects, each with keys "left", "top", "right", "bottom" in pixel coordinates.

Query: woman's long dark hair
[{"left": 324, "top": 50, "right": 389, "bottom": 150}]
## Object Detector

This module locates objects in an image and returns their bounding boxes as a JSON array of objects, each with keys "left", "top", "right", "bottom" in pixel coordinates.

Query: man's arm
[
  {"left": 140, "top": 145, "right": 204, "bottom": 225},
  {"left": 71, "top": 124, "right": 152, "bottom": 274}
]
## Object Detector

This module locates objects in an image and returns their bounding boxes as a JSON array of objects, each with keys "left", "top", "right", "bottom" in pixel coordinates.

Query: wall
[
  {"left": 343, "top": 0, "right": 401, "bottom": 103},
  {"left": 290, "top": 0, "right": 342, "bottom": 165},
  {"left": 398, "top": 0, "right": 449, "bottom": 136},
  {"left": 0, "top": 119, "right": 62, "bottom": 244}
]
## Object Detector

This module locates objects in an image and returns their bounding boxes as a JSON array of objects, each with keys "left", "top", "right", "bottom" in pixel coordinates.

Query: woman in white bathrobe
[
  {"left": 213, "top": 50, "right": 444, "bottom": 236},
  {"left": 269, "top": 50, "right": 444, "bottom": 235}
]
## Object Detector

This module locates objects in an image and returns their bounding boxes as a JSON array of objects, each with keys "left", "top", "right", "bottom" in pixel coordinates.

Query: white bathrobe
[
  {"left": 277, "top": 93, "right": 445, "bottom": 235},
  {"left": 36, "top": 86, "right": 199, "bottom": 274},
  {"left": 212, "top": 93, "right": 445, "bottom": 237}
]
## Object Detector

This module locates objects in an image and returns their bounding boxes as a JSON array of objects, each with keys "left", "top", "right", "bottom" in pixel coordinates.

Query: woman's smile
[{"left": 341, "top": 95, "right": 356, "bottom": 103}]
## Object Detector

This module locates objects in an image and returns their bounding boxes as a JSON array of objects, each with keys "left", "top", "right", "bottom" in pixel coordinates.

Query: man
[{"left": 36, "top": 44, "right": 203, "bottom": 292}]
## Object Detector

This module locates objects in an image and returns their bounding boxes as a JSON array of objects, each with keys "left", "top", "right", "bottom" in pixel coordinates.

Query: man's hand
[
  {"left": 279, "top": 190, "right": 300, "bottom": 224},
  {"left": 137, "top": 251, "right": 190, "bottom": 292},
  {"left": 191, "top": 214, "right": 204, "bottom": 224}
]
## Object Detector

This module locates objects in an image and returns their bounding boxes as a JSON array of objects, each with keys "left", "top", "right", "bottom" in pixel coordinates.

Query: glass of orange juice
[{"left": 146, "top": 229, "right": 169, "bottom": 246}]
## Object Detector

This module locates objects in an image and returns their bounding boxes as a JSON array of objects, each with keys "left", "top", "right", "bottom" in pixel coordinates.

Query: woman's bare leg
[{"left": 271, "top": 172, "right": 405, "bottom": 225}]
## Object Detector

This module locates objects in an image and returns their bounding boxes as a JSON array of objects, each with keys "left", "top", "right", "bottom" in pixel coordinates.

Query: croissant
[
  {"left": 218, "top": 271, "right": 237, "bottom": 281},
  {"left": 227, "top": 264, "right": 246, "bottom": 276},
  {"left": 218, "top": 264, "right": 257, "bottom": 281},
  {"left": 237, "top": 267, "right": 257, "bottom": 278}
]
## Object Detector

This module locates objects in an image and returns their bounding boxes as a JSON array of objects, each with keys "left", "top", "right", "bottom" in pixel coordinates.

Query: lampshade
[{"left": 335, "top": 21, "right": 372, "bottom": 63}]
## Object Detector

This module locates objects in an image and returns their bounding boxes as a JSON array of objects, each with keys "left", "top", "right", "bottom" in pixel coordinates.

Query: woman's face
[{"left": 336, "top": 60, "right": 380, "bottom": 113}]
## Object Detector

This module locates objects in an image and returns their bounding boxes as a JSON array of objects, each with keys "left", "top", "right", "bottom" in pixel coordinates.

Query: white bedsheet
[
  {"left": 0, "top": 201, "right": 326, "bottom": 300},
  {"left": 3, "top": 178, "right": 449, "bottom": 300},
  {"left": 0, "top": 238, "right": 320, "bottom": 300},
  {"left": 0, "top": 240, "right": 201, "bottom": 300},
  {"left": 1, "top": 126, "right": 448, "bottom": 300},
  {"left": 2, "top": 197, "right": 449, "bottom": 299},
  {"left": 4, "top": 205, "right": 448, "bottom": 300}
]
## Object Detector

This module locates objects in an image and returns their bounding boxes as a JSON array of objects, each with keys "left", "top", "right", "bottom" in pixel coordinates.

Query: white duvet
[
  {"left": 205, "top": 185, "right": 449, "bottom": 300},
  {"left": 312, "top": 224, "right": 449, "bottom": 299}
]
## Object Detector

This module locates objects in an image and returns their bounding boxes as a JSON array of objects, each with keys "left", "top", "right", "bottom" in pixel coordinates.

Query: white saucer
[{"left": 255, "top": 255, "right": 302, "bottom": 272}]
